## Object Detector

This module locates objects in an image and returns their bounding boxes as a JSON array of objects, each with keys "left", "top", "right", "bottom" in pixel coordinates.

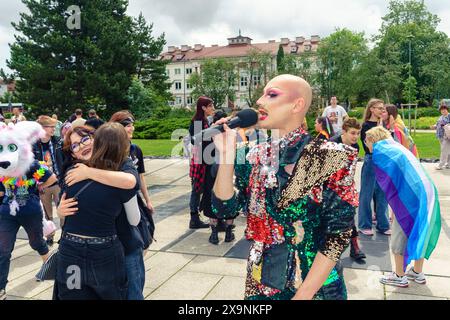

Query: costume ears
[{"left": 12, "top": 121, "right": 46, "bottom": 144}]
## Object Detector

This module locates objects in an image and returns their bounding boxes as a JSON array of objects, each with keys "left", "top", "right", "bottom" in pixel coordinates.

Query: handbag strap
[
  {"left": 73, "top": 181, "right": 94, "bottom": 199},
  {"left": 61, "top": 181, "right": 94, "bottom": 233}
]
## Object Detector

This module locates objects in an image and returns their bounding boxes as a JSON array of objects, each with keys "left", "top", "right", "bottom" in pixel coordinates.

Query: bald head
[{"left": 267, "top": 74, "right": 313, "bottom": 110}]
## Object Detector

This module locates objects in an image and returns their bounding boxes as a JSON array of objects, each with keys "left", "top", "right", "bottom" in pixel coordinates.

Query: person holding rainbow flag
[{"left": 364, "top": 126, "right": 441, "bottom": 288}]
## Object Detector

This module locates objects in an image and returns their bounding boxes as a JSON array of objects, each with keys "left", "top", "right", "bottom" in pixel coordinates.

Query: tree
[
  {"left": 243, "top": 49, "right": 273, "bottom": 108},
  {"left": 403, "top": 73, "right": 418, "bottom": 104},
  {"left": 8, "top": 0, "right": 140, "bottom": 119},
  {"left": 276, "top": 45, "right": 285, "bottom": 73},
  {"left": 316, "top": 28, "right": 368, "bottom": 104},
  {"left": 0, "top": 69, "right": 19, "bottom": 104},
  {"left": 132, "top": 13, "right": 171, "bottom": 102},
  {"left": 127, "top": 78, "right": 168, "bottom": 119},
  {"left": 188, "top": 58, "right": 237, "bottom": 108},
  {"left": 282, "top": 53, "right": 316, "bottom": 84},
  {"left": 372, "top": 0, "right": 448, "bottom": 105}
]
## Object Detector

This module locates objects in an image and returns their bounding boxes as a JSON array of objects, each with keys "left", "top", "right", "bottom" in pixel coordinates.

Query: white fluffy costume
[{"left": 0, "top": 121, "right": 54, "bottom": 293}]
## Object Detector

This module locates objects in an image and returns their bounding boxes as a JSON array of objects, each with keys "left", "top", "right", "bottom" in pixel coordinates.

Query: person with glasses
[
  {"left": 33, "top": 116, "right": 65, "bottom": 245},
  {"left": 358, "top": 99, "right": 391, "bottom": 236},
  {"left": 54, "top": 123, "right": 139, "bottom": 300},
  {"left": 56, "top": 125, "right": 140, "bottom": 298}
]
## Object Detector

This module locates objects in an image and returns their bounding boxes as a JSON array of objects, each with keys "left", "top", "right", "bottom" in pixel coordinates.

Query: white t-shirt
[{"left": 322, "top": 105, "right": 348, "bottom": 134}]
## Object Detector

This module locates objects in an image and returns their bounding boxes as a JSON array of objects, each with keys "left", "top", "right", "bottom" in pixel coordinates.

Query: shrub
[{"left": 134, "top": 118, "right": 191, "bottom": 139}]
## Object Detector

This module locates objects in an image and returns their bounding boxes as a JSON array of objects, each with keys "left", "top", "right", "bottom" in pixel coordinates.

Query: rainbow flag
[{"left": 372, "top": 139, "right": 441, "bottom": 267}]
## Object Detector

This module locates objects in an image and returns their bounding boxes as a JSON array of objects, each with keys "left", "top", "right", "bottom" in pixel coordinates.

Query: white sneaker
[
  {"left": 0, "top": 289, "right": 6, "bottom": 300},
  {"left": 436, "top": 166, "right": 443, "bottom": 170},
  {"left": 380, "top": 272, "right": 409, "bottom": 288},
  {"left": 406, "top": 267, "right": 426, "bottom": 284}
]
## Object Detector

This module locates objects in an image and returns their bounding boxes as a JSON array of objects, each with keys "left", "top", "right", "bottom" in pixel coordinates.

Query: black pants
[{"left": 55, "top": 236, "right": 127, "bottom": 300}]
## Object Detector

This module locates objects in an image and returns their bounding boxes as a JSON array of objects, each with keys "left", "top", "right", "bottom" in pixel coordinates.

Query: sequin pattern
[{"left": 211, "top": 128, "right": 358, "bottom": 300}]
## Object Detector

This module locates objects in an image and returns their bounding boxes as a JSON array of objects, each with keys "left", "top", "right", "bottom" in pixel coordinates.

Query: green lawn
[
  {"left": 134, "top": 133, "right": 440, "bottom": 159},
  {"left": 357, "top": 133, "right": 439, "bottom": 159},
  {"left": 132, "top": 139, "right": 181, "bottom": 157}
]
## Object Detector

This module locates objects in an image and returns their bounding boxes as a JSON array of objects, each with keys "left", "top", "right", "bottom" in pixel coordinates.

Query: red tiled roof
[{"left": 162, "top": 39, "right": 319, "bottom": 62}]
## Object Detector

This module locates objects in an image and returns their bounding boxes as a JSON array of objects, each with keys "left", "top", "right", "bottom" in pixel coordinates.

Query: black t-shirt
[
  {"left": 130, "top": 144, "right": 145, "bottom": 174},
  {"left": 361, "top": 121, "right": 379, "bottom": 155},
  {"left": 63, "top": 174, "right": 136, "bottom": 238},
  {"left": 331, "top": 135, "right": 360, "bottom": 152}
]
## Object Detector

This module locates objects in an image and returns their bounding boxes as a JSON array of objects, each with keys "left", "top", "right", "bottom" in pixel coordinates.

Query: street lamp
[
  {"left": 406, "top": 34, "right": 414, "bottom": 129},
  {"left": 328, "top": 50, "right": 332, "bottom": 101}
]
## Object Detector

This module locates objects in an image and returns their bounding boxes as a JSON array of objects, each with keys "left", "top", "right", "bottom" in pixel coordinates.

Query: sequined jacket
[{"left": 212, "top": 131, "right": 359, "bottom": 300}]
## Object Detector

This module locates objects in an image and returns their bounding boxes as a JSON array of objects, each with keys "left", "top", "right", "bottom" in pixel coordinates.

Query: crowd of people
[
  {"left": 0, "top": 108, "right": 153, "bottom": 300},
  {"left": 0, "top": 73, "right": 446, "bottom": 300},
  {"left": 192, "top": 76, "right": 442, "bottom": 299}
]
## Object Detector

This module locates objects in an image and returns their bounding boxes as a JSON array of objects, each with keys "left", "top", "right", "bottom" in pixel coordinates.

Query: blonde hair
[
  {"left": 365, "top": 126, "right": 391, "bottom": 144},
  {"left": 363, "top": 98, "right": 384, "bottom": 122}
]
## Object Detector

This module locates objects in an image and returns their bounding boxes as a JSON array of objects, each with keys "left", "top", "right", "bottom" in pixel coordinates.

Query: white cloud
[{"left": 1, "top": 0, "right": 449, "bottom": 72}]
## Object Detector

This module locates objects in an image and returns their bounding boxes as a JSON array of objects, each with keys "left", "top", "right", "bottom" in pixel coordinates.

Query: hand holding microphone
[
  {"left": 192, "top": 109, "right": 258, "bottom": 144},
  {"left": 207, "top": 109, "right": 258, "bottom": 163}
]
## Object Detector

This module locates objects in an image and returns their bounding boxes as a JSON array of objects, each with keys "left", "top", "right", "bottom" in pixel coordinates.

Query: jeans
[
  {"left": 125, "top": 248, "right": 145, "bottom": 300},
  {"left": 55, "top": 236, "right": 127, "bottom": 300},
  {"left": 358, "top": 154, "right": 390, "bottom": 232},
  {"left": 0, "top": 213, "right": 49, "bottom": 290}
]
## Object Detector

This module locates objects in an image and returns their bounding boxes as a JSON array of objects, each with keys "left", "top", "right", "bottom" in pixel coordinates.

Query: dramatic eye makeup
[{"left": 266, "top": 88, "right": 282, "bottom": 98}]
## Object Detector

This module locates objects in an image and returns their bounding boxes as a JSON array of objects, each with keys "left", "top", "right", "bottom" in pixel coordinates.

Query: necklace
[
  {"left": 0, "top": 166, "right": 46, "bottom": 189},
  {"left": 0, "top": 162, "right": 48, "bottom": 216}
]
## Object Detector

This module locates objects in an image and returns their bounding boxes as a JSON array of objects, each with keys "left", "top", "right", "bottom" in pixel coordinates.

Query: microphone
[{"left": 192, "top": 108, "right": 258, "bottom": 144}]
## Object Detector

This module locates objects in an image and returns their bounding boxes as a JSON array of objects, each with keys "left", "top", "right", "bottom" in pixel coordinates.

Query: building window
[
  {"left": 253, "top": 75, "right": 261, "bottom": 85},
  {"left": 175, "top": 68, "right": 181, "bottom": 75},
  {"left": 186, "top": 83, "right": 192, "bottom": 90},
  {"left": 175, "top": 81, "right": 182, "bottom": 90},
  {"left": 176, "top": 96, "right": 182, "bottom": 105},
  {"left": 240, "top": 76, "right": 248, "bottom": 87},
  {"left": 166, "top": 69, "right": 170, "bottom": 76},
  {"left": 169, "top": 100, "right": 175, "bottom": 106},
  {"left": 187, "top": 96, "right": 193, "bottom": 105},
  {"left": 186, "top": 68, "right": 192, "bottom": 75}
]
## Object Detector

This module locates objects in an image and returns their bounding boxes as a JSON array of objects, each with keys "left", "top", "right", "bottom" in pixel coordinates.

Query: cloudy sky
[{"left": 1, "top": 0, "right": 450, "bottom": 72}]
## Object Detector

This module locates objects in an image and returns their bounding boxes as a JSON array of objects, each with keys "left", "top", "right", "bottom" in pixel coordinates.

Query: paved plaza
[{"left": 5, "top": 159, "right": 450, "bottom": 300}]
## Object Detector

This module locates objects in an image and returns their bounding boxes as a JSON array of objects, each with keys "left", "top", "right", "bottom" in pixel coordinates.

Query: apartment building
[{"left": 161, "top": 33, "right": 320, "bottom": 109}]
